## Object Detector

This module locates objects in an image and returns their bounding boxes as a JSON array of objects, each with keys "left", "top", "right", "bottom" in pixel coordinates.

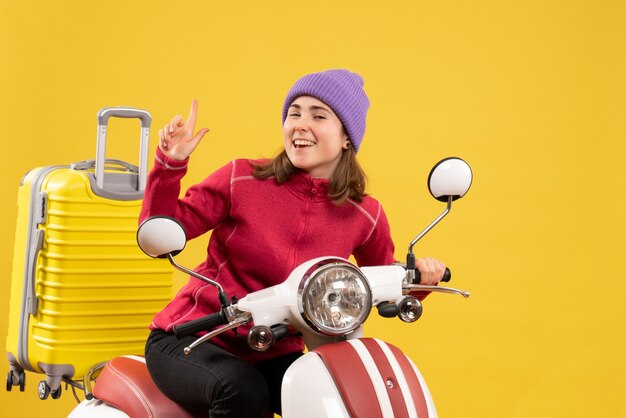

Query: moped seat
[{"left": 93, "top": 356, "right": 197, "bottom": 418}]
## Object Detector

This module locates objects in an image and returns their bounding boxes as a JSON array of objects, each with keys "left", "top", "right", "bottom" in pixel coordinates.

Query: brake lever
[
  {"left": 404, "top": 284, "right": 470, "bottom": 298},
  {"left": 183, "top": 313, "right": 252, "bottom": 355}
]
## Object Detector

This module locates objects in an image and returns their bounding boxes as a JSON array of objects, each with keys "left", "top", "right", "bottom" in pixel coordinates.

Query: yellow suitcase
[{"left": 5, "top": 108, "right": 173, "bottom": 400}]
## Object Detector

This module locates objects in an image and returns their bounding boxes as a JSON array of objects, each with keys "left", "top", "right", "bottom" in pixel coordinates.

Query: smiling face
[{"left": 283, "top": 96, "right": 351, "bottom": 179}]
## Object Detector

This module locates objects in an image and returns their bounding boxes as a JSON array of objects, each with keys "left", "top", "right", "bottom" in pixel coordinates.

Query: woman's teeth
[{"left": 294, "top": 139, "right": 315, "bottom": 148}]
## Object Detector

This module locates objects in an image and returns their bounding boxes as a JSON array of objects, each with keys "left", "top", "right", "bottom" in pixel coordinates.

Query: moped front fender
[{"left": 282, "top": 337, "right": 437, "bottom": 418}]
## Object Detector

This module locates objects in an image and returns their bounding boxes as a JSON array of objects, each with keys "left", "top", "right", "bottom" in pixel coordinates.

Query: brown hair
[{"left": 253, "top": 149, "right": 367, "bottom": 204}]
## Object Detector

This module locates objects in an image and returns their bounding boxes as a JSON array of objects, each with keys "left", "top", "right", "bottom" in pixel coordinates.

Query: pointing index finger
[{"left": 187, "top": 99, "right": 199, "bottom": 128}]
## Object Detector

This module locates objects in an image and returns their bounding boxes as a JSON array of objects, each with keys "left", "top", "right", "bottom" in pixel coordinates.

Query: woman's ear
[{"left": 343, "top": 140, "right": 352, "bottom": 150}]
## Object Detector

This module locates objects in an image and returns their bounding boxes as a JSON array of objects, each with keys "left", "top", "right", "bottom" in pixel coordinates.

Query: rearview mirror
[
  {"left": 428, "top": 157, "right": 473, "bottom": 202},
  {"left": 137, "top": 216, "right": 186, "bottom": 258}
]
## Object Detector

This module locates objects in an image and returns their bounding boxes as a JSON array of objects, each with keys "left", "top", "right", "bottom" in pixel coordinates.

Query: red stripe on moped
[
  {"left": 361, "top": 338, "right": 412, "bottom": 418},
  {"left": 313, "top": 341, "right": 384, "bottom": 418}
]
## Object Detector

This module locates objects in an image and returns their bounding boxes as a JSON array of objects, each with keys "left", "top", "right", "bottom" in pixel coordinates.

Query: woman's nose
[{"left": 295, "top": 125, "right": 309, "bottom": 132}]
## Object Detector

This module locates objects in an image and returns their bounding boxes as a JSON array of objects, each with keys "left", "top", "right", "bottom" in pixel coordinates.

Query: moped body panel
[
  {"left": 238, "top": 258, "right": 406, "bottom": 350},
  {"left": 68, "top": 399, "right": 129, "bottom": 418},
  {"left": 282, "top": 352, "right": 351, "bottom": 418}
]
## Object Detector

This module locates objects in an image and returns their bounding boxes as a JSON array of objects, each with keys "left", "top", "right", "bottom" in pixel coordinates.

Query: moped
[{"left": 67, "top": 157, "right": 473, "bottom": 418}]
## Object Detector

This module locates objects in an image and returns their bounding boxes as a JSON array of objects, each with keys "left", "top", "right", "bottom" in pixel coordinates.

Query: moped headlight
[{"left": 297, "top": 259, "right": 372, "bottom": 336}]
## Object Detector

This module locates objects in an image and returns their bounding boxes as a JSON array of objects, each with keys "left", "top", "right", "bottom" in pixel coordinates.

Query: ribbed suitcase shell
[{"left": 6, "top": 109, "right": 173, "bottom": 397}]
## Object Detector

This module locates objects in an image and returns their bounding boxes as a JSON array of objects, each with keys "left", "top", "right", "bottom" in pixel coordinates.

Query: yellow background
[{"left": 1, "top": 1, "right": 624, "bottom": 417}]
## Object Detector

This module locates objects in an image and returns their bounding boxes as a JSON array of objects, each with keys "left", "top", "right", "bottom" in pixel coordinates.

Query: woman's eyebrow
[
  {"left": 289, "top": 103, "right": 333, "bottom": 114},
  {"left": 310, "top": 105, "right": 331, "bottom": 113}
]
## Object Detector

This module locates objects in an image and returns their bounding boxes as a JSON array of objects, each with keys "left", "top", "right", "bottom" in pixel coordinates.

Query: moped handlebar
[
  {"left": 413, "top": 267, "right": 451, "bottom": 284},
  {"left": 173, "top": 311, "right": 227, "bottom": 338}
]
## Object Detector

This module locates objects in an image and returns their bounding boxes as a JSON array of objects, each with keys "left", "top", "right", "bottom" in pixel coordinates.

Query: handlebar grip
[
  {"left": 173, "top": 311, "right": 227, "bottom": 338},
  {"left": 414, "top": 267, "right": 451, "bottom": 284}
]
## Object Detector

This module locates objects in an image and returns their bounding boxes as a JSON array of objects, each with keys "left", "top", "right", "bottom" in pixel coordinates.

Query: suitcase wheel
[
  {"left": 51, "top": 385, "right": 62, "bottom": 399},
  {"left": 38, "top": 380, "right": 62, "bottom": 400},
  {"left": 6, "top": 370, "right": 25, "bottom": 392},
  {"left": 38, "top": 380, "right": 50, "bottom": 400}
]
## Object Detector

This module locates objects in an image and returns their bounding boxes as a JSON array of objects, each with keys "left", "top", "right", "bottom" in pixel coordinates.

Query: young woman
[{"left": 140, "top": 69, "right": 447, "bottom": 417}]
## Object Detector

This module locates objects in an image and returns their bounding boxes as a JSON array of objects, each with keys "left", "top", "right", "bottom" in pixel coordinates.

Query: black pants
[{"left": 145, "top": 329, "right": 302, "bottom": 417}]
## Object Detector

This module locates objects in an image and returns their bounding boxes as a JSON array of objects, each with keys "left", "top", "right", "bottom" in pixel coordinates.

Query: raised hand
[{"left": 158, "top": 99, "right": 210, "bottom": 161}]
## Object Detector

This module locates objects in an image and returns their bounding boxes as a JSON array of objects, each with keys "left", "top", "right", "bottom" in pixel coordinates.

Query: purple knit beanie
[{"left": 282, "top": 69, "right": 370, "bottom": 153}]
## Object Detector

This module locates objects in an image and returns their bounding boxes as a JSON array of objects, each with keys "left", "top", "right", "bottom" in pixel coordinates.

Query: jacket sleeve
[
  {"left": 139, "top": 148, "right": 233, "bottom": 240},
  {"left": 353, "top": 204, "right": 432, "bottom": 300},
  {"left": 353, "top": 203, "right": 396, "bottom": 267}
]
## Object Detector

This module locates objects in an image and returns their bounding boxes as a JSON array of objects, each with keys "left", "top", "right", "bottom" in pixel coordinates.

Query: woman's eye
[
  {"left": 314, "top": 115, "right": 326, "bottom": 120},
  {"left": 289, "top": 112, "right": 300, "bottom": 117}
]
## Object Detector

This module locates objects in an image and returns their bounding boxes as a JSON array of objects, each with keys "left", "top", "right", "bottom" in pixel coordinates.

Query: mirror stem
[
  {"left": 166, "top": 253, "right": 231, "bottom": 307},
  {"left": 406, "top": 196, "right": 453, "bottom": 282},
  {"left": 408, "top": 195, "right": 453, "bottom": 254}
]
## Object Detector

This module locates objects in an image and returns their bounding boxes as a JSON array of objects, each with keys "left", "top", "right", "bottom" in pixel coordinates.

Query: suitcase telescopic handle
[{"left": 96, "top": 107, "right": 152, "bottom": 192}]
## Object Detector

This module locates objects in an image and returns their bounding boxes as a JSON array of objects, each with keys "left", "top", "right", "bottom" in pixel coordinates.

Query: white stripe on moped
[
  {"left": 347, "top": 339, "right": 395, "bottom": 417},
  {"left": 374, "top": 339, "right": 418, "bottom": 418},
  {"left": 407, "top": 356, "right": 438, "bottom": 416}
]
